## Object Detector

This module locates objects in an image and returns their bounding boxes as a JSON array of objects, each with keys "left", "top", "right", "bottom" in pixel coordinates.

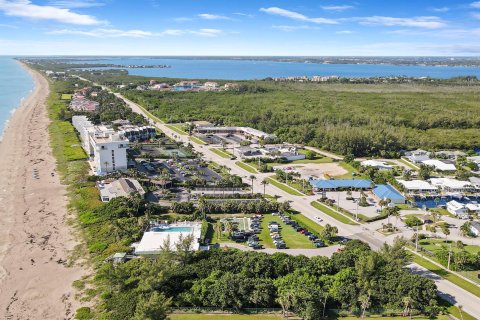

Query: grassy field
[
  {"left": 60, "top": 93, "right": 72, "bottom": 100},
  {"left": 236, "top": 161, "right": 258, "bottom": 174},
  {"left": 333, "top": 162, "right": 363, "bottom": 179},
  {"left": 189, "top": 136, "right": 207, "bottom": 145},
  {"left": 412, "top": 254, "right": 480, "bottom": 298},
  {"left": 419, "top": 239, "right": 480, "bottom": 255},
  {"left": 265, "top": 177, "right": 304, "bottom": 196},
  {"left": 210, "top": 148, "right": 233, "bottom": 159},
  {"left": 398, "top": 158, "right": 419, "bottom": 170},
  {"left": 310, "top": 201, "right": 359, "bottom": 225},
  {"left": 261, "top": 215, "right": 314, "bottom": 249},
  {"left": 166, "top": 123, "right": 188, "bottom": 135}
]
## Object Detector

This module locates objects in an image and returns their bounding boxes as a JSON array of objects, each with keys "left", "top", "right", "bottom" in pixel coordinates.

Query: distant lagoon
[
  {"left": 76, "top": 57, "right": 480, "bottom": 80},
  {"left": 0, "top": 58, "right": 34, "bottom": 139}
]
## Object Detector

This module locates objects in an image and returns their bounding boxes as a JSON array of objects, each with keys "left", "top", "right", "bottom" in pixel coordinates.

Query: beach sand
[{"left": 0, "top": 64, "right": 84, "bottom": 319}]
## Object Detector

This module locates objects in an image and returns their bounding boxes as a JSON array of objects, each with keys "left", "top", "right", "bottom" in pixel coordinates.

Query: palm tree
[
  {"left": 358, "top": 293, "right": 371, "bottom": 319},
  {"left": 198, "top": 196, "right": 207, "bottom": 219},
  {"left": 402, "top": 296, "right": 412, "bottom": 317},
  {"left": 249, "top": 174, "right": 256, "bottom": 194},
  {"left": 261, "top": 179, "right": 269, "bottom": 195}
]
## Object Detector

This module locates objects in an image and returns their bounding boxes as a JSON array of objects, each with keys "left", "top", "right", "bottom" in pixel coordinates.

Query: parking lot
[
  {"left": 323, "top": 190, "right": 382, "bottom": 218},
  {"left": 137, "top": 158, "right": 221, "bottom": 183}
]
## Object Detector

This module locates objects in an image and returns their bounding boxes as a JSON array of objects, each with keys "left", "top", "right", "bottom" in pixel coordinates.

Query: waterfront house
[
  {"left": 97, "top": 178, "right": 146, "bottom": 202},
  {"left": 470, "top": 221, "right": 480, "bottom": 237},
  {"left": 429, "top": 178, "right": 473, "bottom": 193},
  {"left": 446, "top": 200, "right": 469, "bottom": 218},
  {"left": 397, "top": 180, "right": 437, "bottom": 194}
]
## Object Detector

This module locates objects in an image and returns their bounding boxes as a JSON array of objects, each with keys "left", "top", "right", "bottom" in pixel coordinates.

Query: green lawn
[
  {"left": 412, "top": 254, "right": 480, "bottom": 298},
  {"left": 398, "top": 158, "right": 419, "bottom": 170},
  {"left": 189, "top": 136, "right": 207, "bottom": 145},
  {"left": 170, "top": 314, "right": 285, "bottom": 320},
  {"left": 259, "top": 216, "right": 275, "bottom": 248},
  {"left": 61, "top": 93, "right": 72, "bottom": 100},
  {"left": 260, "top": 215, "right": 315, "bottom": 249},
  {"left": 210, "top": 148, "right": 233, "bottom": 159},
  {"left": 333, "top": 161, "right": 363, "bottom": 179},
  {"left": 266, "top": 177, "right": 304, "bottom": 196},
  {"left": 236, "top": 161, "right": 258, "bottom": 174},
  {"left": 310, "top": 201, "right": 359, "bottom": 225},
  {"left": 419, "top": 239, "right": 480, "bottom": 255},
  {"left": 166, "top": 124, "right": 188, "bottom": 135}
]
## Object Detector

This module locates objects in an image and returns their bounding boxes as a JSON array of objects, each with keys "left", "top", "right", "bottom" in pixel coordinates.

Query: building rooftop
[
  {"left": 373, "top": 184, "right": 405, "bottom": 201},
  {"left": 422, "top": 159, "right": 456, "bottom": 171},
  {"left": 397, "top": 180, "right": 437, "bottom": 191},
  {"left": 97, "top": 178, "right": 145, "bottom": 201},
  {"left": 135, "top": 223, "right": 201, "bottom": 254}
]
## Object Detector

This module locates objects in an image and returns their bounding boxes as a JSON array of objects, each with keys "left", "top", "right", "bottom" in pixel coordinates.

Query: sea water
[
  {"left": 77, "top": 57, "right": 480, "bottom": 80},
  {"left": 0, "top": 57, "right": 34, "bottom": 139}
]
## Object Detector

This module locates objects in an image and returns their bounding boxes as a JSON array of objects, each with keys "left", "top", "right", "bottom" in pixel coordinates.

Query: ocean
[
  {"left": 0, "top": 57, "right": 34, "bottom": 139},
  {"left": 78, "top": 57, "right": 480, "bottom": 80}
]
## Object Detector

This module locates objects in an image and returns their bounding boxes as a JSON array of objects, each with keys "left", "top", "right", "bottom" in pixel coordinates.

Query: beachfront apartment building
[{"left": 72, "top": 116, "right": 129, "bottom": 175}]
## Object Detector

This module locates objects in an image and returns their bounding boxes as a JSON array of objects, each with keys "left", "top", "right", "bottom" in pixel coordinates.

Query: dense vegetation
[
  {"left": 119, "top": 81, "right": 480, "bottom": 157},
  {"left": 95, "top": 239, "right": 440, "bottom": 319}
]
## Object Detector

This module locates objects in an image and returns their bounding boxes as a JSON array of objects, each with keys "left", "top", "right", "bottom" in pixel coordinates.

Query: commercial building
[
  {"left": 97, "top": 178, "right": 146, "bottom": 202},
  {"left": 373, "top": 184, "right": 405, "bottom": 204},
  {"left": 195, "top": 126, "right": 277, "bottom": 140},
  {"left": 361, "top": 160, "right": 393, "bottom": 170},
  {"left": 235, "top": 145, "right": 305, "bottom": 161},
  {"left": 72, "top": 115, "right": 129, "bottom": 175},
  {"left": 135, "top": 222, "right": 202, "bottom": 255}
]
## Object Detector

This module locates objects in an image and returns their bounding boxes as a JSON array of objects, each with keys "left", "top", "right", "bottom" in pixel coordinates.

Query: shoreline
[{"left": 0, "top": 63, "right": 84, "bottom": 319}]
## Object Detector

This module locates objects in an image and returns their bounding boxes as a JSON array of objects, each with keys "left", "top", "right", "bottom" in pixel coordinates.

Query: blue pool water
[
  {"left": 415, "top": 196, "right": 480, "bottom": 209},
  {"left": 0, "top": 57, "right": 34, "bottom": 138},
  {"left": 76, "top": 57, "right": 480, "bottom": 80},
  {"left": 151, "top": 226, "right": 193, "bottom": 232}
]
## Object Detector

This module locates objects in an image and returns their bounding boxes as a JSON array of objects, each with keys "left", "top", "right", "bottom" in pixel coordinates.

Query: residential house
[
  {"left": 470, "top": 221, "right": 480, "bottom": 237},
  {"left": 361, "top": 160, "right": 393, "bottom": 170},
  {"left": 397, "top": 180, "right": 438, "bottom": 193},
  {"left": 446, "top": 200, "right": 470, "bottom": 219},
  {"left": 422, "top": 159, "right": 456, "bottom": 171},
  {"left": 430, "top": 178, "right": 473, "bottom": 193},
  {"left": 97, "top": 178, "right": 146, "bottom": 202}
]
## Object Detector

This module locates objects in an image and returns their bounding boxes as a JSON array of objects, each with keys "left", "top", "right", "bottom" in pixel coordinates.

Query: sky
[{"left": 0, "top": 0, "right": 480, "bottom": 56}]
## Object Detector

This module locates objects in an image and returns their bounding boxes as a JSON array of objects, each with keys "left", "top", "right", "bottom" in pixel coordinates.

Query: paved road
[{"left": 78, "top": 77, "right": 480, "bottom": 318}]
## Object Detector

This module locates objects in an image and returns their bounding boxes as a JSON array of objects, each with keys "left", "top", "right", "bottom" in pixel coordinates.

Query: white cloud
[
  {"left": 357, "top": 16, "right": 446, "bottom": 29},
  {"left": 272, "top": 25, "right": 316, "bottom": 31},
  {"left": 47, "top": 0, "right": 105, "bottom": 8},
  {"left": 0, "top": 0, "right": 103, "bottom": 25},
  {"left": 471, "top": 1, "right": 480, "bottom": 9},
  {"left": 259, "top": 7, "right": 338, "bottom": 24},
  {"left": 432, "top": 7, "right": 449, "bottom": 12},
  {"left": 233, "top": 12, "right": 253, "bottom": 18},
  {"left": 198, "top": 13, "right": 231, "bottom": 20},
  {"left": 472, "top": 12, "right": 480, "bottom": 19},
  {"left": 173, "top": 17, "right": 192, "bottom": 22},
  {"left": 0, "top": 23, "right": 17, "bottom": 28},
  {"left": 191, "top": 28, "right": 223, "bottom": 37},
  {"left": 47, "top": 28, "right": 224, "bottom": 38},
  {"left": 321, "top": 5, "right": 354, "bottom": 12},
  {"left": 336, "top": 30, "right": 353, "bottom": 34}
]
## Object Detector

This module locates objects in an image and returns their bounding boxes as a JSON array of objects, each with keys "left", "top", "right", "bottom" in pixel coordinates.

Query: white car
[{"left": 314, "top": 216, "right": 323, "bottom": 222}]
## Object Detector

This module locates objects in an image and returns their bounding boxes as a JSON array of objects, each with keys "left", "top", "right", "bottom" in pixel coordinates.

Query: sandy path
[{"left": 0, "top": 64, "right": 84, "bottom": 319}]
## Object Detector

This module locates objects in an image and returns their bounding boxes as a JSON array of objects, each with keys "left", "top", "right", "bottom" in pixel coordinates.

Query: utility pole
[
  {"left": 447, "top": 243, "right": 452, "bottom": 270},
  {"left": 415, "top": 226, "right": 419, "bottom": 252}
]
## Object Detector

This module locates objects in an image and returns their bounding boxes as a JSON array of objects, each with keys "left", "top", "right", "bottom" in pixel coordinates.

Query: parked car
[{"left": 314, "top": 216, "right": 323, "bottom": 222}]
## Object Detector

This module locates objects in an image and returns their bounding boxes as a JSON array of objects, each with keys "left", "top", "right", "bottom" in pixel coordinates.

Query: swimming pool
[{"left": 151, "top": 226, "right": 193, "bottom": 232}]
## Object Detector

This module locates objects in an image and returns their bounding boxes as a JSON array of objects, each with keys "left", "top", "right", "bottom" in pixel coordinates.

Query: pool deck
[{"left": 135, "top": 222, "right": 202, "bottom": 254}]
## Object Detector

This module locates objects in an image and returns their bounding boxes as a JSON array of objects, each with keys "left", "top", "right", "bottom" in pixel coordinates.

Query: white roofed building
[
  {"left": 397, "top": 180, "right": 438, "bottom": 193},
  {"left": 422, "top": 159, "right": 456, "bottom": 171},
  {"left": 97, "top": 178, "right": 146, "bottom": 202},
  {"left": 446, "top": 200, "right": 469, "bottom": 218},
  {"left": 430, "top": 178, "right": 473, "bottom": 193},
  {"left": 361, "top": 160, "right": 393, "bottom": 170}
]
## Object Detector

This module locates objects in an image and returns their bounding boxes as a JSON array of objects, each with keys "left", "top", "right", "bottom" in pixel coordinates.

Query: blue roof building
[
  {"left": 373, "top": 184, "right": 405, "bottom": 204},
  {"left": 309, "top": 179, "right": 373, "bottom": 190}
]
